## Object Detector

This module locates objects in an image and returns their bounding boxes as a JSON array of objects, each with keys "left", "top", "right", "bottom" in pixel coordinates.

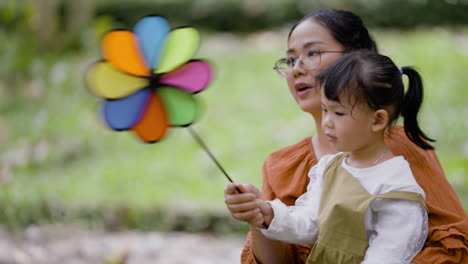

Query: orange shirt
[{"left": 241, "top": 126, "right": 468, "bottom": 264}]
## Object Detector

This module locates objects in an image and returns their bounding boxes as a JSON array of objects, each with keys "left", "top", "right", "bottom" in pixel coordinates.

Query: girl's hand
[{"left": 224, "top": 183, "right": 265, "bottom": 227}]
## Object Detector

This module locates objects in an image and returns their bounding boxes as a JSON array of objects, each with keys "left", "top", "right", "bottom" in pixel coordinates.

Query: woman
[{"left": 224, "top": 9, "right": 468, "bottom": 264}]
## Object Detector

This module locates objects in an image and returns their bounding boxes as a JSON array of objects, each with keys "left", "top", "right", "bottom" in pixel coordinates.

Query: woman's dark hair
[
  {"left": 289, "top": 9, "right": 378, "bottom": 52},
  {"left": 316, "top": 50, "right": 435, "bottom": 150}
]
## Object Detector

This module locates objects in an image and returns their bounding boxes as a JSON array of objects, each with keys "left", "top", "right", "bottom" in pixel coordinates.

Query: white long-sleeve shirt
[{"left": 261, "top": 153, "right": 428, "bottom": 264}]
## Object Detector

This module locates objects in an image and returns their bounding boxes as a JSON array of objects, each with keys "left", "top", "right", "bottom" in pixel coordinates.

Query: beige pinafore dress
[{"left": 306, "top": 153, "right": 426, "bottom": 264}]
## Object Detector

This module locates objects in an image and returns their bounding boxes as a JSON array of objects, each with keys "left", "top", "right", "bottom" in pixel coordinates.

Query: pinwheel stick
[
  {"left": 188, "top": 127, "right": 242, "bottom": 193},
  {"left": 189, "top": 127, "right": 269, "bottom": 228}
]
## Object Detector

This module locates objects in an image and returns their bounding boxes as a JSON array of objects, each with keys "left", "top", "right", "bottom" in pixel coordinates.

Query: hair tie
[{"left": 398, "top": 67, "right": 403, "bottom": 74}]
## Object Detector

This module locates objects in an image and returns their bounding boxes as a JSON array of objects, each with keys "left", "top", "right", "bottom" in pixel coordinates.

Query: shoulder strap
[
  {"left": 322, "top": 153, "right": 348, "bottom": 176},
  {"left": 374, "top": 191, "right": 427, "bottom": 210}
]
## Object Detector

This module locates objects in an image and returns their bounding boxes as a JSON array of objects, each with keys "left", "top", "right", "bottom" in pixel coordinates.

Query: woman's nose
[{"left": 292, "top": 59, "right": 306, "bottom": 78}]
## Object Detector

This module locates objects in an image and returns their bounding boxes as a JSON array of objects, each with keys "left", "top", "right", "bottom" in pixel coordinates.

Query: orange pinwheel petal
[
  {"left": 131, "top": 93, "right": 169, "bottom": 142},
  {"left": 102, "top": 30, "right": 151, "bottom": 77}
]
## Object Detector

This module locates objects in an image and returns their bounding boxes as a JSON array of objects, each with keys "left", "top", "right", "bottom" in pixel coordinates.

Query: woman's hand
[{"left": 224, "top": 183, "right": 268, "bottom": 227}]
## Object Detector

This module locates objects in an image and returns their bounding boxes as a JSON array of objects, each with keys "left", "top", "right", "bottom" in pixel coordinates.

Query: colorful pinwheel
[
  {"left": 86, "top": 16, "right": 212, "bottom": 143},
  {"left": 85, "top": 16, "right": 241, "bottom": 188}
]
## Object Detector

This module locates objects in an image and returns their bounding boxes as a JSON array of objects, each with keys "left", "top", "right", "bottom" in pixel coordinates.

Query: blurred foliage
[
  {"left": 2, "top": 1, "right": 468, "bottom": 38},
  {"left": 0, "top": 0, "right": 467, "bottom": 233},
  {"left": 81, "top": 0, "right": 468, "bottom": 31}
]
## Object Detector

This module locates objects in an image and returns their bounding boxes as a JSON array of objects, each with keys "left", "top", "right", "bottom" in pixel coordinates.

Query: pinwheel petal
[
  {"left": 134, "top": 16, "right": 171, "bottom": 70},
  {"left": 132, "top": 93, "right": 169, "bottom": 142},
  {"left": 155, "top": 27, "right": 200, "bottom": 74},
  {"left": 87, "top": 62, "right": 148, "bottom": 99},
  {"left": 158, "top": 86, "right": 197, "bottom": 126},
  {"left": 102, "top": 88, "right": 151, "bottom": 130},
  {"left": 159, "top": 61, "right": 212, "bottom": 93},
  {"left": 103, "top": 30, "right": 151, "bottom": 76}
]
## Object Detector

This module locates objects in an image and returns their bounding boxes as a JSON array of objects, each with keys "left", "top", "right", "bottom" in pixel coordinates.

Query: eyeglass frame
[{"left": 273, "top": 50, "right": 346, "bottom": 78}]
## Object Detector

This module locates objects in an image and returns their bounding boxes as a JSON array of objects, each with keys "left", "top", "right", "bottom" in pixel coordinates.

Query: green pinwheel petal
[
  {"left": 155, "top": 27, "right": 200, "bottom": 74},
  {"left": 158, "top": 86, "right": 197, "bottom": 126}
]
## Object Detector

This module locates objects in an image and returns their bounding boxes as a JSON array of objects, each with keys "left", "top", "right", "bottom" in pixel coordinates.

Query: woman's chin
[{"left": 297, "top": 98, "right": 321, "bottom": 115}]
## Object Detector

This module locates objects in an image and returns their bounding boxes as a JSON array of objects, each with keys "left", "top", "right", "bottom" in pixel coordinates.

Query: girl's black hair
[
  {"left": 316, "top": 50, "right": 435, "bottom": 150},
  {"left": 289, "top": 9, "right": 378, "bottom": 52}
]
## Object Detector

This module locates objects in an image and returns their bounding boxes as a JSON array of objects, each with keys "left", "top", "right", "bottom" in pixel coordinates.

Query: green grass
[{"left": 0, "top": 26, "right": 467, "bottom": 231}]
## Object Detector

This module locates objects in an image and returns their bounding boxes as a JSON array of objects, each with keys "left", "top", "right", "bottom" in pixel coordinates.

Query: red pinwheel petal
[
  {"left": 131, "top": 93, "right": 169, "bottom": 142},
  {"left": 159, "top": 61, "right": 212, "bottom": 93}
]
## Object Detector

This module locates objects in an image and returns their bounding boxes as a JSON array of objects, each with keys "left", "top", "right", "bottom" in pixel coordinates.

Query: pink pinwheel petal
[{"left": 159, "top": 61, "right": 212, "bottom": 93}]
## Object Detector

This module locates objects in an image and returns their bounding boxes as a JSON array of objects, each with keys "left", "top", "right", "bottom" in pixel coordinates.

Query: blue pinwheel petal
[
  {"left": 134, "top": 16, "right": 170, "bottom": 69},
  {"left": 102, "top": 88, "right": 152, "bottom": 130}
]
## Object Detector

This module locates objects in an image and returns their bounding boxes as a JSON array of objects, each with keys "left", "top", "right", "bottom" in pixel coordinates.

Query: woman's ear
[{"left": 372, "top": 109, "right": 389, "bottom": 132}]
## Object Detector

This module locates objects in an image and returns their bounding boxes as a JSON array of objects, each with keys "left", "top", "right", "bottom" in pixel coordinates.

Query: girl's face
[
  {"left": 320, "top": 89, "right": 377, "bottom": 153},
  {"left": 286, "top": 19, "right": 345, "bottom": 114}
]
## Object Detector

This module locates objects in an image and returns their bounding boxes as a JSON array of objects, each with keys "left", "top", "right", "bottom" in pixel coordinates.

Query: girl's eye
[
  {"left": 321, "top": 108, "right": 327, "bottom": 113},
  {"left": 335, "top": 112, "right": 345, "bottom": 116}
]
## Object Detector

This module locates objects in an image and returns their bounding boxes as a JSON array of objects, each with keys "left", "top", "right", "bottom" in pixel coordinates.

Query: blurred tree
[
  {"left": 63, "top": 0, "right": 95, "bottom": 50},
  {"left": 31, "top": 0, "right": 95, "bottom": 52},
  {"left": 31, "top": 0, "right": 58, "bottom": 52}
]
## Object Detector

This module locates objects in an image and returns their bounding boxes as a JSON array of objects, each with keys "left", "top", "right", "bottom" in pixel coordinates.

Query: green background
[{"left": 0, "top": 0, "right": 467, "bottom": 233}]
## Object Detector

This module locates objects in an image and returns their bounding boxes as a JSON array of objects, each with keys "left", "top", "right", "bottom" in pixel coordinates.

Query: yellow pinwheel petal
[
  {"left": 155, "top": 27, "right": 200, "bottom": 74},
  {"left": 86, "top": 62, "right": 148, "bottom": 99}
]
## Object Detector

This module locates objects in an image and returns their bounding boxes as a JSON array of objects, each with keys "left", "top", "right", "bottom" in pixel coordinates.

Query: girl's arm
[
  {"left": 259, "top": 169, "right": 322, "bottom": 244},
  {"left": 241, "top": 155, "right": 334, "bottom": 264},
  {"left": 224, "top": 183, "right": 290, "bottom": 264},
  {"left": 363, "top": 199, "right": 427, "bottom": 264},
  {"left": 386, "top": 126, "right": 468, "bottom": 263},
  {"left": 239, "top": 137, "right": 318, "bottom": 264},
  {"left": 258, "top": 155, "right": 332, "bottom": 244}
]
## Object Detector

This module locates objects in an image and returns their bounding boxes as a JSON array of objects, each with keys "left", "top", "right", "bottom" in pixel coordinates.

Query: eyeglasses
[{"left": 273, "top": 50, "right": 346, "bottom": 78}]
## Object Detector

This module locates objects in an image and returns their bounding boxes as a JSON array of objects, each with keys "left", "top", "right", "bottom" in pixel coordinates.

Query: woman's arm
[{"left": 248, "top": 227, "right": 291, "bottom": 264}]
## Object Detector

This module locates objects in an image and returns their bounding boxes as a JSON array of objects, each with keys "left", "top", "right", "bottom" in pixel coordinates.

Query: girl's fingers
[
  {"left": 252, "top": 212, "right": 265, "bottom": 228},
  {"left": 233, "top": 208, "right": 260, "bottom": 222},
  {"left": 226, "top": 200, "right": 258, "bottom": 213},
  {"left": 224, "top": 192, "right": 256, "bottom": 205},
  {"left": 224, "top": 183, "right": 265, "bottom": 224},
  {"left": 237, "top": 184, "right": 262, "bottom": 198},
  {"left": 224, "top": 183, "right": 238, "bottom": 195}
]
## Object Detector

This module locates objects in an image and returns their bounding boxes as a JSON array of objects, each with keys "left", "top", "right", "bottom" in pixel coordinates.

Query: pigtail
[{"left": 400, "top": 66, "right": 435, "bottom": 150}]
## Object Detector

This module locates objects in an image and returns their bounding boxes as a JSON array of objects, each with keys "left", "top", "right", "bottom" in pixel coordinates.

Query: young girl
[{"left": 250, "top": 50, "right": 432, "bottom": 263}]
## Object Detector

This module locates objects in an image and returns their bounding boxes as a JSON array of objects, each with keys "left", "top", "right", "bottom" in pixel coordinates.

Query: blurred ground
[{"left": 0, "top": 225, "right": 245, "bottom": 264}]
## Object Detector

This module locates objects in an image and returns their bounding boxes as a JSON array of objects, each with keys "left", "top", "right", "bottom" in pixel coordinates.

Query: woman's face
[{"left": 286, "top": 19, "right": 345, "bottom": 114}]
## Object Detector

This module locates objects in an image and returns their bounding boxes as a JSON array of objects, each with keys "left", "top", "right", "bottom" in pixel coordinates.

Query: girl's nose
[{"left": 323, "top": 114, "right": 333, "bottom": 129}]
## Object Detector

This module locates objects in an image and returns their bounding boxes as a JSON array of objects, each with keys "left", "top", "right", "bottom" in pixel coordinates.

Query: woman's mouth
[{"left": 295, "top": 83, "right": 314, "bottom": 97}]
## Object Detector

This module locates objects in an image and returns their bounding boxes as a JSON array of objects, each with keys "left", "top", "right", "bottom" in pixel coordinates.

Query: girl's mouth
[{"left": 325, "top": 133, "right": 337, "bottom": 142}]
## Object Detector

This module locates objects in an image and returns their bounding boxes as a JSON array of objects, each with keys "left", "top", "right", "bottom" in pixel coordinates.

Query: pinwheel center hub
[{"left": 148, "top": 73, "right": 161, "bottom": 90}]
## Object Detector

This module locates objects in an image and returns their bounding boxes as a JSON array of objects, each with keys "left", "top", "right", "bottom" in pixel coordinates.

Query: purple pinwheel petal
[
  {"left": 102, "top": 88, "right": 152, "bottom": 130},
  {"left": 134, "top": 16, "right": 170, "bottom": 69},
  {"left": 159, "top": 61, "right": 212, "bottom": 93}
]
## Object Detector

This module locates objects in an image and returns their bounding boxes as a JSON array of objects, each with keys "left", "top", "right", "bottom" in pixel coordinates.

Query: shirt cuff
[{"left": 259, "top": 199, "right": 289, "bottom": 239}]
